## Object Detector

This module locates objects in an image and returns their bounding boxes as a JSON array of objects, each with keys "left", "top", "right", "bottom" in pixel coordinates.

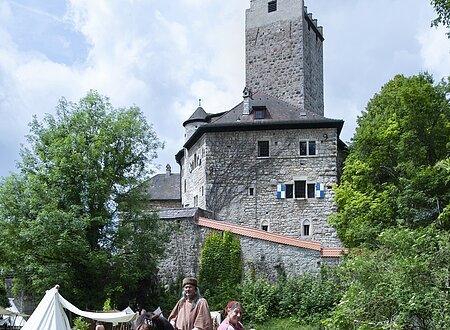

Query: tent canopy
[
  {"left": 0, "top": 306, "right": 16, "bottom": 316},
  {"left": 22, "top": 285, "right": 136, "bottom": 330}
]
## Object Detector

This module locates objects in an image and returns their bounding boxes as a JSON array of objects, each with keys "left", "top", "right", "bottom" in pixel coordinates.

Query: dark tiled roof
[
  {"left": 212, "top": 92, "right": 329, "bottom": 124},
  {"left": 158, "top": 207, "right": 198, "bottom": 219},
  {"left": 184, "top": 92, "right": 344, "bottom": 149},
  {"left": 183, "top": 106, "right": 208, "bottom": 126},
  {"left": 141, "top": 173, "right": 181, "bottom": 200}
]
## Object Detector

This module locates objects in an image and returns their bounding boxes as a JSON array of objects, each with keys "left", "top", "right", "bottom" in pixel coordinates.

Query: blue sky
[{"left": 1, "top": 0, "right": 449, "bottom": 178}]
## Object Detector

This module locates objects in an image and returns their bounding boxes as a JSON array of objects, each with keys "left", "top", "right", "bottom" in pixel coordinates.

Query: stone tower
[{"left": 245, "top": 0, "right": 324, "bottom": 115}]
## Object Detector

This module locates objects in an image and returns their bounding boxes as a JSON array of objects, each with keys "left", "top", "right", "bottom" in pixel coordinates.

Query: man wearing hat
[{"left": 168, "top": 277, "right": 212, "bottom": 330}]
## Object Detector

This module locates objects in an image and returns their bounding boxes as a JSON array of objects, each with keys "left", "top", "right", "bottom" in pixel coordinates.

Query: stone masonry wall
[
  {"left": 157, "top": 214, "right": 330, "bottom": 285},
  {"left": 245, "top": 0, "right": 324, "bottom": 115},
  {"left": 204, "top": 128, "right": 342, "bottom": 248}
]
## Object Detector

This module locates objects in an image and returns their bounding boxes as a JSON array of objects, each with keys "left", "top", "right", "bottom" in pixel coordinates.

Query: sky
[{"left": 0, "top": 0, "right": 449, "bottom": 178}]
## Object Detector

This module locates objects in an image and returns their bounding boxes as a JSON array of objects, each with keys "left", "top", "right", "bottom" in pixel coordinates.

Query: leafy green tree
[
  {"left": 431, "top": 0, "right": 450, "bottom": 37},
  {"left": 0, "top": 281, "right": 9, "bottom": 307},
  {"left": 198, "top": 231, "right": 242, "bottom": 311},
  {"left": 0, "top": 90, "right": 167, "bottom": 309},
  {"left": 331, "top": 73, "right": 450, "bottom": 247},
  {"left": 324, "top": 226, "right": 450, "bottom": 329}
]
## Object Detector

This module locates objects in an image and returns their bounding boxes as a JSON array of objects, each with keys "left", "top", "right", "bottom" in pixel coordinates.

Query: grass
[{"left": 249, "top": 318, "right": 322, "bottom": 330}]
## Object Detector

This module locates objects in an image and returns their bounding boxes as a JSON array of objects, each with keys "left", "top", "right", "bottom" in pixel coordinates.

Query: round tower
[{"left": 183, "top": 100, "right": 208, "bottom": 142}]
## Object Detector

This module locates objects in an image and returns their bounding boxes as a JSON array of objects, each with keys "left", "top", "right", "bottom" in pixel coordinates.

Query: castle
[{"left": 152, "top": 0, "right": 347, "bottom": 283}]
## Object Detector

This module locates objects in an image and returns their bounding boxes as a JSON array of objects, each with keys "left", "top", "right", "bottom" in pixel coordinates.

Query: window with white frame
[
  {"left": 300, "top": 140, "right": 317, "bottom": 156},
  {"left": 277, "top": 182, "right": 324, "bottom": 199}
]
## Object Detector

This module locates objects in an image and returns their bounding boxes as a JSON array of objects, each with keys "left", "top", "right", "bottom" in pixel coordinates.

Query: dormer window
[
  {"left": 253, "top": 106, "right": 266, "bottom": 119},
  {"left": 268, "top": 1, "right": 277, "bottom": 13},
  {"left": 255, "top": 109, "right": 264, "bottom": 119}
]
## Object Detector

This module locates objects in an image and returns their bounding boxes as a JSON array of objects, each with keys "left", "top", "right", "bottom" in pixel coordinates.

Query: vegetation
[
  {"left": 252, "top": 318, "right": 318, "bottom": 330},
  {"left": 0, "top": 281, "right": 9, "bottom": 307},
  {"left": 330, "top": 73, "right": 449, "bottom": 248},
  {"left": 326, "top": 73, "right": 450, "bottom": 329},
  {"left": 0, "top": 90, "right": 166, "bottom": 309},
  {"left": 199, "top": 231, "right": 242, "bottom": 311},
  {"left": 72, "top": 317, "right": 90, "bottom": 330},
  {"left": 239, "top": 268, "right": 342, "bottom": 327},
  {"left": 431, "top": 0, "right": 450, "bottom": 37}
]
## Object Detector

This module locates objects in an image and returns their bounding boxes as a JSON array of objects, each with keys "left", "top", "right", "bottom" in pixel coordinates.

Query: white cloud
[{"left": 418, "top": 26, "right": 450, "bottom": 79}]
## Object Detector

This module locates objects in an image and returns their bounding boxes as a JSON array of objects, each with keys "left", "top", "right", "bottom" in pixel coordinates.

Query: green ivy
[{"left": 198, "top": 231, "right": 242, "bottom": 311}]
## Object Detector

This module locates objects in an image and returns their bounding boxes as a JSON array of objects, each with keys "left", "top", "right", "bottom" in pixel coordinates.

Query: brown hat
[{"left": 182, "top": 277, "right": 197, "bottom": 287}]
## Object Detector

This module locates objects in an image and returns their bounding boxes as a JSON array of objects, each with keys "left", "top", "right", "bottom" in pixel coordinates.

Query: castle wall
[
  {"left": 204, "top": 128, "right": 342, "bottom": 248},
  {"left": 157, "top": 214, "right": 336, "bottom": 285},
  {"left": 245, "top": 0, "right": 324, "bottom": 115}
]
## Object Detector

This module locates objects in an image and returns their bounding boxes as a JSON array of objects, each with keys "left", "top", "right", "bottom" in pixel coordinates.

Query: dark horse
[{"left": 134, "top": 310, "right": 174, "bottom": 330}]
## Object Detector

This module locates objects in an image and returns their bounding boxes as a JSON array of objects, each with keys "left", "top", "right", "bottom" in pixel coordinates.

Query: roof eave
[{"left": 184, "top": 119, "right": 344, "bottom": 150}]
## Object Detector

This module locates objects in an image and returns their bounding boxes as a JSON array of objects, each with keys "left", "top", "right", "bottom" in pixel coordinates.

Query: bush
[
  {"left": 240, "top": 268, "right": 342, "bottom": 325},
  {"left": 72, "top": 317, "right": 90, "bottom": 330}
]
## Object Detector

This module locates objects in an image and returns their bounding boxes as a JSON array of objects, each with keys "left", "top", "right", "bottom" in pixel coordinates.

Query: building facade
[{"left": 159, "top": 0, "right": 347, "bottom": 283}]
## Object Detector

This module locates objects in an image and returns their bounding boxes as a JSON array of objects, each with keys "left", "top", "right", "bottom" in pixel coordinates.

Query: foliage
[
  {"left": 103, "top": 297, "right": 113, "bottom": 311},
  {"left": 278, "top": 268, "right": 343, "bottom": 325},
  {"left": 239, "top": 269, "right": 341, "bottom": 326},
  {"left": 0, "top": 90, "right": 167, "bottom": 309},
  {"left": 431, "top": 0, "right": 450, "bottom": 37},
  {"left": 239, "top": 278, "right": 279, "bottom": 324},
  {"left": 323, "top": 226, "right": 450, "bottom": 329},
  {"left": 198, "top": 231, "right": 242, "bottom": 311},
  {"left": 0, "top": 281, "right": 9, "bottom": 307},
  {"left": 72, "top": 317, "right": 90, "bottom": 330},
  {"left": 330, "top": 73, "right": 450, "bottom": 248},
  {"left": 253, "top": 318, "right": 319, "bottom": 330}
]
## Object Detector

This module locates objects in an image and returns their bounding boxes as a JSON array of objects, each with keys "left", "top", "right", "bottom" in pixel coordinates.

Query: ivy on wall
[{"left": 198, "top": 231, "right": 242, "bottom": 311}]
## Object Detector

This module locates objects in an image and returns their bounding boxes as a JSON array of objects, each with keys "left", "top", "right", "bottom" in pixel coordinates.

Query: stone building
[
  {"left": 157, "top": 0, "right": 347, "bottom": 284},
  {"left": 139, "top": 164, "right": 181, "bottom": 209}
]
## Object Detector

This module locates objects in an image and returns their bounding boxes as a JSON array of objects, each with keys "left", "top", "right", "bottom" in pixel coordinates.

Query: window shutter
[
  {"left": 277, "top": 184, "right": 286, "bottom": 199},
  {"left": 315, "top": 183, "right": 325, "bottom": 198}
]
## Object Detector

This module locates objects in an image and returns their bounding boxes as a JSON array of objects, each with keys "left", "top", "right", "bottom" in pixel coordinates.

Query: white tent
[
  {"left": 22, "top": 285, "right": 137, "bottom": 330},
  {"left": 0, "top": 298, "right": 28, "bottom": 327}
]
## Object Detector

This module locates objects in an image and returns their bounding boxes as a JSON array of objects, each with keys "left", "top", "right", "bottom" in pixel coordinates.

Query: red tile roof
[{"left": 197, "top": 217, "right": 348, "bottom": 258}]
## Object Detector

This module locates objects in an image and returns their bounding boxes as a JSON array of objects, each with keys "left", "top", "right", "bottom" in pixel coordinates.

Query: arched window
[{"left": 261, "top": 220, "right": 269, "bottom": 232}]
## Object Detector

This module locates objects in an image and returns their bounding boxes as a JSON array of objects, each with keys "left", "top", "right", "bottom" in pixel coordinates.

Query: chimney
[
  {"left": 165, "top": 164, "right": 171, "bottom": 176},
  {"left": 243, "top": 87, "right": 253, "bottom": 115}
]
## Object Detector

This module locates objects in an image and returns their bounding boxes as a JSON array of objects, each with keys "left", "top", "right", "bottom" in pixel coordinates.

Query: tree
[
  {"left": 330, "top": 73, "right": 450, "bottom": 248},
  {"left": 431, "top": 0, "right": 450, "bottom": 37},
  {"left": 324, "top": 226, "right": 450, "bottom": 329},
  {"left": 0, "top": 90, "right": 167, "bottom": 309},
  {"left": 0, "top": 281, "right": 9, "bottom": 307}
]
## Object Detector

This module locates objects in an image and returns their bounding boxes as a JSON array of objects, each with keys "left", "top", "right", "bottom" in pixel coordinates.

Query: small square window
[
  {"left": 268, "top": 1, "right": 277, "bottom": 13},
  {"left": 258, "top": 140, "right": 270, "bottom": 157},
  {"left": 262, "top": 224, "right": 269, "bottom": 231}
]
